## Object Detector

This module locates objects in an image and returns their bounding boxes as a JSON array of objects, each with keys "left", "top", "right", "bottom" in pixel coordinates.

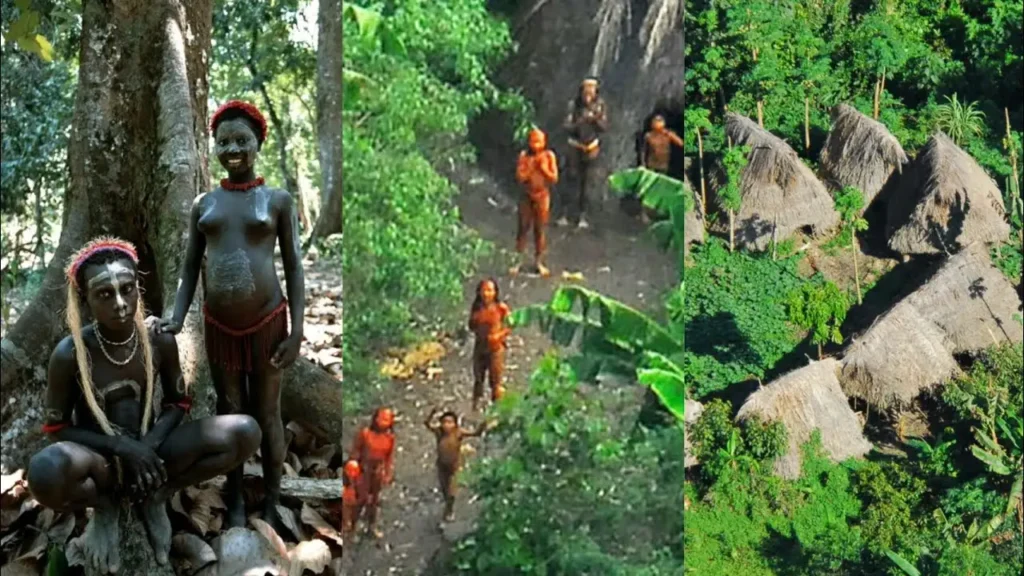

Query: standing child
[
  {"left": 468, "top": 279, "right": 511, "bottom": 411},
  {"left": 341, "top": 459, "right": 363, "bottom": 538},
  {"left": 513, "top": 128, "right": 558, "bottom": 277},
  {"left": 639, "top": 114, "right": 685, "bottom": 223},
  {"left": 349, "top": 407, "right": 396, "bottom": 539},
  {"left": 423, "top": 408, "right": 488, "bottom": 522}
]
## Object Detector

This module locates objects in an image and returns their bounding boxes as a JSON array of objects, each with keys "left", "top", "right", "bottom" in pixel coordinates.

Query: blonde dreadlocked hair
[{"left": 65, "top": 237, "right": 155, "bottom": 437}]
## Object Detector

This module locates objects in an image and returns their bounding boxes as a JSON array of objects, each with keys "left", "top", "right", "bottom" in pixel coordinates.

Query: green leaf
[
  {"left": 884, "top": 549, "right": 921, "bottom": 576},
  {"left": 971, "top": 445, "right": 1012, "bottom": 475},
  {"left": 343, "top": 4, "right": 383, "bottom": 40},
  {"left": 33, "top": 34, "right": 54, "bottom": 62}
]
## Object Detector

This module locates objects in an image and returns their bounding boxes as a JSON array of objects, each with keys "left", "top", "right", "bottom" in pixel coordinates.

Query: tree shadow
[{"left": 839, "top": 255, "right": 939, "bottom": 338}]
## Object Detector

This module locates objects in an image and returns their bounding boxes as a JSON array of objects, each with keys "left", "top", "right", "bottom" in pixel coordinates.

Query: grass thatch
[
  {"left": 684, "top": 398, "right": 703, "bottom": 468},
  {"left": 887, "top": 132, "right": 1010, "bottom": 255},
  {"left": 904, "top": 242, "right": 1023, "bottom": 352},
  {"left": 840, "top": 302, "right": 960, "bottom": 410},
  {"left": 737, "top": 359, "right": 872, "bottom": 479},
  {"left": 712, "top": 113, "right": 840, "bottom": 250},
  {"left": 819, "top": 104, "right": 909, "bottom": 206}
]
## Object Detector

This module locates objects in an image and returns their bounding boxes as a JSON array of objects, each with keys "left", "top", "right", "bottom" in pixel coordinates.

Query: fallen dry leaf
[
  {"left": 301, "top": 444, "right": 336, "bottom": 472},
  {"left": 15, "top": 530, "right": 47, "bottom": 562},
  {"left": 208, "top": 513, "right": 223, "bottom": 534},
  {"left": 0, "top": 470, "right": 24, "bottom": 495},
  {"left": 283, "top": 463, "right": 299, "bottom": 477},
  {"left": 47, "top": 512, "right": 75, "bottom": 546},
  {"left": 275, "top": 505, "right": 304, "bottom": 542},
  {"left": 287, "top": 422, "right": 313, "bottom": 454},
  {"left": 184, "top": 485, "right": 227, "bottom": 535},
  {"left": 287, "top": 539, "right": 331, "bottom": 576},
  {"left": 287, "top": 452, "right": 303, "bottom": 473},
  {"left": 0, "top": 560, "right": 37, "bottom": 576},
  {"left": 171, "top": 533, "right": 217, "bottom": 574},
  {"left": 299, "top": 503, "right": 343, "bottom": 547},
  {"left": 250, "top": 517, "right": 289, "bottom": 559}
]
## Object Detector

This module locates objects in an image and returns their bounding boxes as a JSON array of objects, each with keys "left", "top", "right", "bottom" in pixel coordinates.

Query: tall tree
[
  {"left": 0, "top": 0, "right": 342, "bottom": 469},
  {"left": 311, "top": 0, "right": 341, "bottom": 241}
]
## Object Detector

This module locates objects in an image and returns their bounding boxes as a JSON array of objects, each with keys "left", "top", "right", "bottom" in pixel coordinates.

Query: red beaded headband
[
  {"left": 210, "top": 100, "right": 268, "bottom": 144},
  {"left": 66, "top": 238, "right": 139, "bottom": 286}
]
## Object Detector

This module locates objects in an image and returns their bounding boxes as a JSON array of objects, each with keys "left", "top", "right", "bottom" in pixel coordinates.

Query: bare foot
[
  {"left": 443, "top": 511, "right": 455, "bottom": 523},
  {"left": 577, "top": 218, "right": 590, "bottom": 229},
  {"left": 75, "top": 498, "right": 121, "bottom": 574},
  {"left": 140, "top": 497, "right": 172, "bottom": 565},
  {"left": 537, "top": 263, "right": 551, "bottom": 277},
  {"left": 224, "top": 489, "right": 246, "bottom": 529},
  {"left": 370, "top": 526, "right": 384, "bottom": 539},
  {"left": 556, "top": 216, "right": 570, "bottom": 227},
  {"left": 508, "top": 264, "right": 521, "bottom": 276}
]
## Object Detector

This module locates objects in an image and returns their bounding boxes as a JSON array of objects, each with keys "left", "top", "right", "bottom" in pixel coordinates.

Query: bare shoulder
[
  {"left": 268, "top": 187, "right": 295, "bottom": 210},
  {"left": 148, "top": 322, "right": 178, "bottom": 356},
  {"left": 50, "top": 335, "right": 77, "bottom": 367}
]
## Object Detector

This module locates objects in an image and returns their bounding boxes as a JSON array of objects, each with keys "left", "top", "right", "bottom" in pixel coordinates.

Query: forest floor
[{"left": 340, "top": 164, "right": 678, "bottom": 575}]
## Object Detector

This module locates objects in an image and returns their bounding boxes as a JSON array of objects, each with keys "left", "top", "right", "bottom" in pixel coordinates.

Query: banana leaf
[{"left": 885, "top": 550, "right": 921, "bottom": 576}]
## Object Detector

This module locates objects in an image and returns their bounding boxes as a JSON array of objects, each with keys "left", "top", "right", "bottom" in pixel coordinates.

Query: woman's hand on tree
[
  {"left": 156, "top": 316, "right": 183, "bottom": 334},
  {"left": 116, "top": 437, "right": 167, "bottom": 492},
  {"left": 270, "top": 335, "right": 302, "bottom": 369}
]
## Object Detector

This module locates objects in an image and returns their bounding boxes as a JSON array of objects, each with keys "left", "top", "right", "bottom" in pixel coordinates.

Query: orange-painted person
[
  {"left": 468, "top": 279, "right": 511, "bottom": 411},
  {"left": 341, "top": 459, "right": 363, "bottom": 537},
  {"left": 512, "top": 128, "right": 558, "bottom": 277},
  {"left": 349, "top": 408, "right": 396, "bottom": 539}
]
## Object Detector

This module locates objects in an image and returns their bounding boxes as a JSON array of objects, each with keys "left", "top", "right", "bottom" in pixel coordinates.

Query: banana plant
[
  {"left": 885, "top": 549, "right": 921, "bottom": 576},
  {"left": 509, "top": 285, "right": 686, "bottom": 421},
  {"left": 971, "top": 411, "right": 1024, "bottom": 530},
  {"left": 608, "top": 168, "right": 693, "bottom": 263}
]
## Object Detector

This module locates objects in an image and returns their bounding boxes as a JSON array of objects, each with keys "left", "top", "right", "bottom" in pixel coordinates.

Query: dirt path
[{"left": 341, "top": 165, "right": 677, "bottom": 575}]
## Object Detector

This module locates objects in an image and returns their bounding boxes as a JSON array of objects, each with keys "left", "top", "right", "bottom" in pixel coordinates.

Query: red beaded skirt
[{"left": 203, "top": 300, "right": 288, "bottom": 372}]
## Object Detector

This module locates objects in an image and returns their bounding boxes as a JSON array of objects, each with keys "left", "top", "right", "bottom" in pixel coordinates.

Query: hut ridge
[
  {"left": 819, "top": 103, "right": 908, "bottom": 206},
  {"left": 714, "top": 113, "right": 840, "bottom": 251},
  {"left": 887, "top": 132, "right": 1010, "bottom": 255}
]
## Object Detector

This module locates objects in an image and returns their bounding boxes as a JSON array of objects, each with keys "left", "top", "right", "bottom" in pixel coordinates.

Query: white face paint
[{"left": 88, "top": 262, "right": 136, "bottom": 320}]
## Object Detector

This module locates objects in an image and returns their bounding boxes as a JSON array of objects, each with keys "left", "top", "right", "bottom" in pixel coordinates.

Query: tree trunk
[
  {"left": 0, "top": 0, "right": 343, "bottom": 477},
  {"left": 728, "top": 209, "right": 735, "bottom": 252},
  {"left": 696, "top": 127, "right": 706, "bottom": 219},
  {"left": 853, "top": 236, "right": 862, "bottom": 305},
  {"left": 804, "top": 97, "right": 810, "bottom": 152},
  {"left": 308, "top": 0, "right": 342, "bottom": 246},
  {"left": 33, "top": 181, "right": 45, "bottom": 268}
]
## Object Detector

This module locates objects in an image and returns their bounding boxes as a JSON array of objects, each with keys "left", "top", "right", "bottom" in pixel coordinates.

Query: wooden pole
[
  {"left": 729, "top": 210, "right": 735, "bottom": 252},
  {"left": 853, "top": 235, "right": 863, "bottom": 305},
  {"left": 804, "top": 97, "right": 811, "bottom": 151},
  {"left": 873, "top": 76, "right": 880, "bottom": 119},
  {"left": 757, "top": 101, "right": 764, "bottom": 127},
  {"left": 697, "top": 127, "right": 707, "bottom": 220}
]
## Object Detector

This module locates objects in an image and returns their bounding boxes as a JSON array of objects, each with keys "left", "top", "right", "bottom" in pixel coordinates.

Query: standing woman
[
  {"left": 468, "top": 278, "right": 511, "bottom": 411},
  {"left": 159, "top": 100, "right": 305, "bottom": 534},
  {"left": 559, "top": 77, "right": 609, "bottom": 229}
]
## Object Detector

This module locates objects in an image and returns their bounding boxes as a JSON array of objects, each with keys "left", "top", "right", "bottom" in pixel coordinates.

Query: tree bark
[
  {"left": 308, "top": 0, "right": 342, "bottom": 245},
  {"left": 0, "top": 0, "right": 343, "bottom": 475}
]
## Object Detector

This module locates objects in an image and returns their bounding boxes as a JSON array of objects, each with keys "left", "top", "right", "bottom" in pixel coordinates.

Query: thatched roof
[
  {"left": 903, "top": 243, "right": 1023, "bottom": 352},
  {"left": 736, "top": 359, "right": 872, "bottom": 479},
  {"left": 840, "top": 302, "right": 960, "bottom": 410},
  {"left": 887, "top": 132, "right": 1010, "bottom": 255},
  {"left": 819, "top": 104, "right": 908, "bottom": 206},
  {"left": 713, "top": 113, "right": 840, "bottom": 250}
]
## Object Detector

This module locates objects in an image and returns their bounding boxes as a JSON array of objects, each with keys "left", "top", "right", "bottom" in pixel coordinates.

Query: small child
[
  {"left": 341, "top": 459, "right": 363, "bottom": 538},
  {"left": 639, "top": 114, "right": 684, "bottom": 223},
  {"left": 349, "top": 407, "right": 396, "bottom": 538},
  {"left": 424, "top": 407, "right": 488, "bottom": 522}
]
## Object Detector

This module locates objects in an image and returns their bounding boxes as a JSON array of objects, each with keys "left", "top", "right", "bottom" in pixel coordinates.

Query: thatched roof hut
[
  {"left": 819, "top": 104, "right": 909, "bottom": 206},
  {"left": 840, "top": 303, "right": 960, "bottom": 410},
  {"left": 904, "top": 243, "right": 1023, "bottom": 352},
  {"left": 887, "top": 133, "right": 1010, "bottom": 255},
  {"left": 736, "top": 359, "right": 872, "bottom": 479},
  {"left": 713, "top": 113, "right": 840, "bottom": 250}
]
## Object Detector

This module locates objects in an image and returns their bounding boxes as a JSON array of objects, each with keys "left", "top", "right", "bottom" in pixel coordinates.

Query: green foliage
[
  {"left": 342, "top": 0, "right": 517, "bottom": 361},
  {"left": 690, "top": 399, "right": 786, "bottom": 481},
  {"left": 786, "top": 279, "right": 850, "bottom": 351},
  {"left": 827, "top": 186, "right": 869, "bottom": 249},
  {"left": 2, "top": 0, "right": 53, "bottom": 61},
  {"left": 608, "top": 168, "right": 693, "bottom": 266},
  {"left": 674, "top": 240, "right": 804, "bottom": 397},
  {"left": 451, "top": 356, "right": 683, "bottom": 575},
  {"left": 510, "top": 285, "right": 686, "bottom": 420},
  {"left": 719, "top": 146, "right": 748, "bottom": 213},
  {"left": 935, "top": 94, "right": 987, "bottom": 146}
]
